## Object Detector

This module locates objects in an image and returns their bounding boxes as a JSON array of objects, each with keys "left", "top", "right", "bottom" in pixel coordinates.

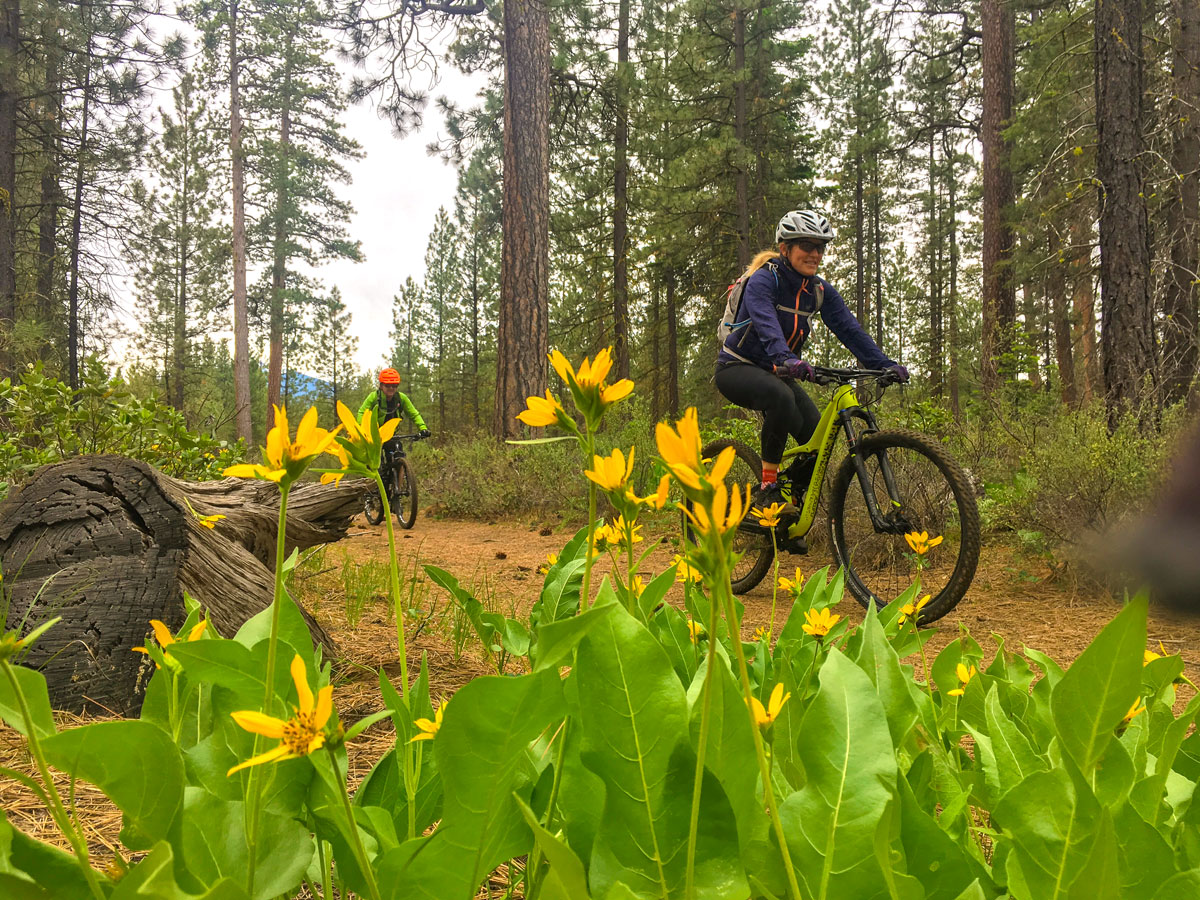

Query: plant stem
[
  {"left": 715, "top": 560, "right": 805, "bottom": 900},
  {"left": 581, "top": 434, "right": 597, "bottom": 613},
  {"left": 247, "top": 484, "right": 291, "bottom": 897},
  {"left": 375, "top": 470, "right": 409, "bottom": 700},
  {"left": 684, "top": 562, "right": 723, "bottom": 900},
  {"left": 326, "top": 745, "right": 383, "bottom": 900},
  {"left": 1, "top": 662, "right": 107, "bottom": 900},
  {"left": 767, "top": 532, "right": 780, "bottom": 639}
]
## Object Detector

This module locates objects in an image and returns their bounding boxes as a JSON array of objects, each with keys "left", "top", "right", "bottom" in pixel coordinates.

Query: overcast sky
[{"left": 317, "top": 65, "right": 488, "bottom": 372}]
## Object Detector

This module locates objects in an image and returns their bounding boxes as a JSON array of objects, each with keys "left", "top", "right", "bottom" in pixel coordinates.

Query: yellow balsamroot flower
[
  {"left": 227, "top": 655, "right": 333, "bottom": 776},
  {"left": 656, "top": 408, "right": 705, "bottom": 489},
  {"left": 320, "top": 441, "right": 351, "bottom": 485},
  {"left": 686, "top": 619, "right": 705, "bottom": 644},
  {"left": 752, "top": 625, "right": 768, "bottom": 642},
  {"left": 751, "top": 502, "right": 788, "bottom": 528},
  {"left": 672, "top": 554, "right": 704, "bottom": 583},
  {"left": 630, "top": 576, "right": 646, "bottom": 598},
  {"left": 225, "top": 405, "right": 340, "bottom": 484},
  {"left": 947, "top": 663, "right": 978, "bottom": 697},
  {"left": 411, "top": 701, "right": 447, "bottom": 743},
  {"left": 538, "top": 552, "right": 559, "bottom": 575},
  {"left": 896, "top": 594, "right": 932, "bottom": 627},
  {"left": 611, "top": 515, "right": 643, "bottom": 544},
  {"left": 904, "top": 530, "right": 944, "bottom": 556},
  {"left": 748, "top": 683, "right": 791, "bottom": 728},
  {"left": 133, "top": 618, "right": 208, "bottom": 667},
  {"left": 802, "top": 608, "right": 841, "bottom": 639},
  {"left": 586, "top": 447, "right": 635, "bottom": 492},
  {"left": 197, "top": 514, "right": 226, "bottom": 530},
  {"left": 1121, "top": 698, "right": 1147, "bottom": 727},
  {"left": 1143, "top": 641, "right": 1170, "bottom": 666},
  {"left": 626, "top": 474, "right": 672, "bottom": 510},
  {"left": 601, "top": 378, "right": 634, "bottom": 406},
  {"left": 518, "top": 390, "right": 570, "bottom": 429},
  {"left": 548, "top": 347, "right": 634, "bottom": 418},
  {"left": 338, "top": 401, "right": 401, "bottom": 447},
  {"left": 682, "top": 482, "right": 749, "bottom": 537},
  {"left": 778, "top": 568, "right": 803, "bottom": 593}
]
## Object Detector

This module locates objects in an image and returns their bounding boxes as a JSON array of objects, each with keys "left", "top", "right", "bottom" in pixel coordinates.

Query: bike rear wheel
[
  {"left": 685, "top": 439, "right": 775, "bottom": 594},
  {"left": 828, "top": 429, "right": 979, "bottom": 624},
  {"left": 394, "top": 457, "right": 419, "bottom": 530},
  {"left": 363, "top": 481, "right": 385, "bottom": 525}
]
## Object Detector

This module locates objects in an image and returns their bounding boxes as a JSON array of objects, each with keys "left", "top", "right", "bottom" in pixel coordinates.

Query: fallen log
[{"left": 0, "top": 455, "right": 366, "bottom": 715}]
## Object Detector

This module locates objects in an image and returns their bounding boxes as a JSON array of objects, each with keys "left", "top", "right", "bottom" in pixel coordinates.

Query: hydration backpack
[{"left": 717, "top": 261, "right": 823, "bottom": 361}]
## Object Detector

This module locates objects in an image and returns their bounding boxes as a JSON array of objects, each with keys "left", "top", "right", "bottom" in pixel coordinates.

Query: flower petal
[
  {"left": 291, "top": 655, "right": 313, "bottom": 714},
  {"left": 227, "top": 743, "right": 294, "bottom": 776},
  {"left": 337, "top": 401, "right": 362, "bottom": 441},
  {"left": 150, "top": 620, "right": 175, "bottom": 648},
  {"left": 230, "top": 711, "right": 287, "bottom": 739},
  {"left": 314, "top": 685, "right": 334, "bottom": 729}
]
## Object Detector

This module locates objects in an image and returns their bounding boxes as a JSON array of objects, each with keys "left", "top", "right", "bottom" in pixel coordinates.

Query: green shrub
[{"left": 0, "top": 362, "right": 244, "bottom": 501}]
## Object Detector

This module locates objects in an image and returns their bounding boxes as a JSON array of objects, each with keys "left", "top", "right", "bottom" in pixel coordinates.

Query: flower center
[{"left": 281, "top": 710, "right": 320, "bottom": 754}]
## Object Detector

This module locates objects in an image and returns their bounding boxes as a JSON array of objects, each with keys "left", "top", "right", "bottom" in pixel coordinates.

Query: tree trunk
[
  {"left": 946, "top": 143, "right": 961, "bottom": 419},
  {"left": 733, "top": 7, "right": 749, "bottom": 269},
  {"left": 980, "top": 0, "right": 1016, "bottom": 391},
  {"left": 666, "top": 267, "right": 678, "bottom": 419},
  {"left": 1095, "top": 0, "right": 1155, "bottom": 425},
  {"left": 1048, "top": 226, "right": 1076, "bottom": 405},
  {"left": 267, "top": 27, "right": 294, "bottom": 425},
  {"left": 230, "top": 0, "right": 253, "bottom": 443},
  {"left": 36, "top": 31, "right": 60, "bottom": 333},
  {"left": 494, "top": 0, "right": 549, "bottom": 440},
  {"left": 66, "top": 34, "right": 91, "bottom": 391},
  {"left": 0, "top": 0, "right": 19, "bottom": 378},
  {"left": 173, "top": 126, "right": 190, "bottom": 412},
  {"left": 872, "top": 164, "right": 883, "bottom": 345},
  {"left": 1162, "top": 0, "right": 1199, "bottom": 405},
  {"left": 0, "top": 456, "right": 358, "bottom": 714},
  {"left": 611, "top": 0, "right": 630, "bottom": 380},
  {"left": 470, "top": 233, "right": 480, "bottom": 428}
]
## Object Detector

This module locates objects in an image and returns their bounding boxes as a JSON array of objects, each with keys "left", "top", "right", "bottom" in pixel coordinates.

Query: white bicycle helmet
[{"left": 775, "top": 209, "right": 835, "bottom": 244}]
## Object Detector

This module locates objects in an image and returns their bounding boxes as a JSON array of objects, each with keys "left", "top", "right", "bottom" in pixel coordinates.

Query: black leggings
[{"left": 715, "top": 362, "right": 820, "bottom": 465}]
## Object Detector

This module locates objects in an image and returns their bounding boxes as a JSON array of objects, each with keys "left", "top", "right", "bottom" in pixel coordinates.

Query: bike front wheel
[
  {"left": 394, "top": 457, "right": 419, "bottom": 530},
  {"left": 685, "top": 439, "right": 775, "bottom": 594},
  {"left": 828, "top": 429, "right": 979, "bottom": 624},
  {"left": 363, "top": 482, "right": 385, "bottom": 525}
]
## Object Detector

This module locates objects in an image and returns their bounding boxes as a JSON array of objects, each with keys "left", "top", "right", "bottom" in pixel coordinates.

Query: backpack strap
[{"left": 814, "top": 279, "right": 824, "bottom": 313}]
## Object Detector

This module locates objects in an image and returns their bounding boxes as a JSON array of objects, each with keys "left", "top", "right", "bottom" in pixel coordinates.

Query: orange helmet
[{"left": 379, "top": 368, "right": 401, "bottom": 385}]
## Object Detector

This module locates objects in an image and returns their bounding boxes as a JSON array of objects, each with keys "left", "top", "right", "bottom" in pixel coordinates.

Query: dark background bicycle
[
  {"left": 696, "top": 366, "right": 981, "bottom": 624},
  {"left": 364, "top": 433, "right": 428, "bottom": 529}
]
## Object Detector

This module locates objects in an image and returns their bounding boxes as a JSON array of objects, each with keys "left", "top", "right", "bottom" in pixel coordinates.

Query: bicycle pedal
[{"left": 780, "top": 535, "right": 808, "bottom": 555}]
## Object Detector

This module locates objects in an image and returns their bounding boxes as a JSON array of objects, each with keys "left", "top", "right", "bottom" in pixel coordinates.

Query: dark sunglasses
[{"left": 795, "top": 240, "right": 827, "bottom": 254}]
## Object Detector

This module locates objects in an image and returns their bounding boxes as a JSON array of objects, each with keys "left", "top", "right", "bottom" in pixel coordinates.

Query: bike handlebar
[{"left": 809, "top": 365, "right": 893, "bottom": 386}]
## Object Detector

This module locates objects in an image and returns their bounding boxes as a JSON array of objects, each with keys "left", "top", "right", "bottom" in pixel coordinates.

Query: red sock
[{"left": 761, "top": 463, "right": 778, "bottom": 486}]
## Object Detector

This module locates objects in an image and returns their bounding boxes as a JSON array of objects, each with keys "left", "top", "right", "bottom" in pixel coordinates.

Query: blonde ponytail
[{"left": 742, "top": 249, "right": 779, "bottom": 280}]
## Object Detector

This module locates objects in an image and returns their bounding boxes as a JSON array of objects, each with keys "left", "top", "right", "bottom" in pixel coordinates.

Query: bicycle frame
[{"left": 779, "top": 382, "right": 900, "bottom": 540}]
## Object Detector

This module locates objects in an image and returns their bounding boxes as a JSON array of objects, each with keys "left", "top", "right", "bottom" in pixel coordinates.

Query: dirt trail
[{"left": 332, "top": 512, "right": 1200, "bottom": 684}]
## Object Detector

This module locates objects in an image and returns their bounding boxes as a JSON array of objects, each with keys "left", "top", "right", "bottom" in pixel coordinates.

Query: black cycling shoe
[
  {"left": 749, "top": 481, "right": 798, "bottom": 517},
  {"left": 782, "top": 452, "right": 816, "bottom": 487},
  {"left": 781, "top": 534, "right": 809, "bottom": 554}
]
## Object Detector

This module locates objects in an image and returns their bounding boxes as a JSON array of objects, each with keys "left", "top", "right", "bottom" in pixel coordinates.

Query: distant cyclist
[
  {"left": 359, "top": 368, "right": 430, "bottom": 453},
  {"left": 716, "top": 209, "right": 908, "bottom": 514}
]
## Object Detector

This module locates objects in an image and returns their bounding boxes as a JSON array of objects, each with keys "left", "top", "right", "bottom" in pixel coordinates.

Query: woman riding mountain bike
[
  {"left": 716, "top": 209, "right": 909, "bottom": 517},
  {"left": 360, "top": 368, "right": 430, "bottom": 529}
]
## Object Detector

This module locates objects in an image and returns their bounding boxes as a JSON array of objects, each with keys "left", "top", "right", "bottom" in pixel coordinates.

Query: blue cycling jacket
[{"left": 718, "top": 256, "right": 895, "bottom": 371}]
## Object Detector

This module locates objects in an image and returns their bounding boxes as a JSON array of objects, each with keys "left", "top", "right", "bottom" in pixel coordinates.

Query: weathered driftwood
[{"left": 0, "top": 455, "right": 364, "bottom": 715}]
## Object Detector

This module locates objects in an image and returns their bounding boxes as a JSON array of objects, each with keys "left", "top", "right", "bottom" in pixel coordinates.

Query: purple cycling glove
[
  {"left": 774, "top": 359, "right": 814, "bottom": 382},
  {"left": 884, "top": 364, "right": 909, "bottom": 384}
]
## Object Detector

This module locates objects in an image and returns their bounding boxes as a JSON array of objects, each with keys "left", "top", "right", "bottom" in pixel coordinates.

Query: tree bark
[
  {"left": 666, "top": 267, "right": 678, "bottom": 419},
  {"left": 0, "top": 0, "right": 19, "bottom": 378},
  {"left": 1095, "top": 0, "right": 1155, "bottom": 425},
  {"left": 230, "top": 0, "right": 253, "bottom": 443},
  {"left": 1048, "top": 226, "right": 1076, "bottom": 405},
  {"left": 980, "top": 0, "right": 1016, "bottom": 391},
  {"left": 172, "top": 116, "right": 190, "bottom": 412},
  {"left": 36, "top": 30, "right": 60, "bottom": 333},
  {"left": 66, "top": 33, "right": 90, "bottom": 391},
  {"left": 946, "top": 141, "right": 961, "bottom": 419},
  {"left": 733, "top": 7, "right": 750, "bottom": 270},
  {"left": 267, "top": 25, "right": 294, "bottom": 426},
  {"left": 0, "top": 456, "right": 357, "bottom": 714},
  {"left": 611, "top": 0, "right": 631, "bottom": 380},
  {"left": 1162, "top": 0, "right": 1199, "bottom": 405},
  {"left": 494, "top": 0, "right": 549, "bottom": 440}
]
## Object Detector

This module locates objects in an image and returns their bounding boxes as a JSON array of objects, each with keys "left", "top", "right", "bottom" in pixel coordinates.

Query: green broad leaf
[
  {"left": 1051, "top": 595, "right": 1147, "bottom": 773},
  {"left": 499, "top": 617, "right": 531, "bottom": 657},
  {"left": 556, "top": 676, "right": 605, "bottom": 870},
  {"left": 851, "top": 606, "right": 920, "bottom": 747},
  {"left": 635, "top": 567, "right": 677, "bottom": 622},
  {"left": 531, "top": 523, "right": 591, "bottom": 628},
  {"left": 516, "top": 795, "right": 592, "bottom": 900},
  {"left": 1024, "top": 647, "right": 1064, "bottom": 688},
  {"left": 532, "top": 603, "right": 615, "bottom": 672},
  {"left": 685, "top": 652, "right": 763, "bottom": 852},
  {"left": 649, "top": 604, "right": 701, "bottom": 687},
  {"left": 0, "top": 663, "right": 55, "bottom": 740},
  {"left": 991, "top": 767, "right": 1100, "bottom": 900},
  {"left": 895, "top": 776, "right": 995, "bottom": 900},
  {"left": 168, "top": 639, "right": 262, "bottom": 697},
  {"left": 1150, "top": 870, "right": 1200, "bottom": 900},
  {"left": 978, "top": 685, "right": 1046, "bottom": 800},
  {"left": 1, "top": 808, "right": 93, "bottom": 899},
  {"left": 1131, "top": 693, "right": 1200, "bottom": 824},
  {"left": 780, "top": 649, "right": 898, "bottom": 900},
  {"left": 385, "top": 669, "right": 565, "bottom": 898},
  {"left": 424, "top": 565, "right": 496, "bottom": 658},
  {"left": 1065, "top": 807, "right": 1119, "bottom": 900},
  {"left": 112, "top": 840, "right": 252, "bottom": 900},
  {"left": 1113, "top": 803, "right": 1175, "bottom": 899},
  {"left": 233, "top": 593, "right": 315, "bottom": 668},
  {"left": 41, "top": 720, "right": 184, "bottom": 848},
  {"left": 576, "top": 601, "right": 744, "bottom": 900},
  {"left": 344, "top": 708, "right": 393, "bottom": 742},
  {"left": 948, "top": 881, "right": 990, "bottom": 900},
  {"left": 777, "top": 565, "right": 838, "bottom": 644},
  {"left": 179, "top": 788, "right": 312, "bottom": 900},
  {"left": 354, "top": 746, "right": 443, "bottom": 841},
  {"left": 183, "top": 734, "right": 242, "bottom": 802}
]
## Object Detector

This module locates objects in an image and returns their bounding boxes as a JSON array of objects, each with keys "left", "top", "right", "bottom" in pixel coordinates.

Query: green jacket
[{"left": 358, "top": 390, "right": 427, "bottom": 432}]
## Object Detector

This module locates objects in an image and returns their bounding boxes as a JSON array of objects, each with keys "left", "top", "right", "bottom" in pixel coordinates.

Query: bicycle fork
[{"left": 840, "top": 409, "right": 909, "bottom": 535}]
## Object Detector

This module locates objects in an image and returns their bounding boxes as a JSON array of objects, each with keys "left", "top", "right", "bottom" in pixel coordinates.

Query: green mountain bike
[{"left": 702, "top": 365, "right": 980, "bottom": 624}]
